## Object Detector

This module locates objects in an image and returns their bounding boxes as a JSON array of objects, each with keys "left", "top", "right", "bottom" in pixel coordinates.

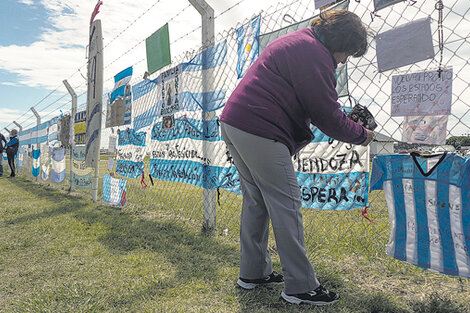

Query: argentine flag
[
  {"left": 102, "top": 174, "right": 127, "bottom": 206},
  {"left": 236, "top": 15, "right": 261, "bottom": 79},
  {"left": 32, "top": 148, "right": 40, "bottom": 177}
]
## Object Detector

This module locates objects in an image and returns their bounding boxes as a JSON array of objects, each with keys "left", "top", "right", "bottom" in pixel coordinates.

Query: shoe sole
[
  {"left": 237, "top": 279, "right": 284, "bottom": 290},
  {"left": 280, "top": 291, "right": 339, "bottom": 306}
]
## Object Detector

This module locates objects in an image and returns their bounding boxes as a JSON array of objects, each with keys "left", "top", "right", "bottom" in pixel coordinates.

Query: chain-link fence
[{"left": 14, "top": 0, "right": 470, "bottom": 306}]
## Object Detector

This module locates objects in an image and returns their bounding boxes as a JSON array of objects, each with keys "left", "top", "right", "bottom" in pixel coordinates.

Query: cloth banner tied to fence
[
  {"left": 102, "top": 174, "right": 127, "bottom": 206},
  {"left": 71, "top": 145, "right": 92, "bottom": 189},
  {"left": 50, "top": 148, "right": 66, "bottom": 184}
]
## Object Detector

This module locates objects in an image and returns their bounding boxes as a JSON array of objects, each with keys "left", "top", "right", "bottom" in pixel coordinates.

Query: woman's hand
[{"left": 360, "top": 129, "right": 375, "bottom": 146}]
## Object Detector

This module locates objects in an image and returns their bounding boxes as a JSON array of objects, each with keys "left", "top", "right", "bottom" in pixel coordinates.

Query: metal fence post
[
  {"left": 188, "top": 0, "right": 216, "bottom": 231},
  {"left": 63, "top": 80, "right": 77, "bottom": 192},
  {"left": 4, "top": 127, "right": 10, "bottom": 134},
  {"left": 30, "top": 107, "right": 41, "bottom": 182},
  {"left": 12, "top": 122, "right": 22, "bottom": 133}
]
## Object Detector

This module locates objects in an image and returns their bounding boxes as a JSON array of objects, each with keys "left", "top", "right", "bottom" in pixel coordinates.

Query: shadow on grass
[
  {"left": 72, "top": 206, "right": 240, "bottom": 307},
  {"left": 5, "top": 177, "right": 87, "bottom": 225}
]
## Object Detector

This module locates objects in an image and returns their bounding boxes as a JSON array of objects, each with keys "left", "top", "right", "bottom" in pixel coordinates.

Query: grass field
[{"left": 1, "top": 169, "right": 469, "bottom": 312}]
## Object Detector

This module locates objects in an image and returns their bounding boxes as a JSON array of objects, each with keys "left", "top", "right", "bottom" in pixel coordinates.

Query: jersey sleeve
[{"left": 370, "top": 156, "right": 385, "bottom": 191}]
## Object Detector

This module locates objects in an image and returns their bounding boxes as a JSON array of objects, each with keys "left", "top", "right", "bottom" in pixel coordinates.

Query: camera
[{"left": 347, "top": 103, "right": 377, "bottom": 131}]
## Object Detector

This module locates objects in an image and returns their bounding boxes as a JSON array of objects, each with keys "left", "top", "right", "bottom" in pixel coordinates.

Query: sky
[
  {"left": 0, "top": 0, "right": 277, "bottom": 133},
  {"left": 0, "top": 0, "right": 469, "bottom": 140}
]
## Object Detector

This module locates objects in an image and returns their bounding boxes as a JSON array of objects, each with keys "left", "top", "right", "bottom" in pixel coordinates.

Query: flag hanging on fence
[
  {"left": 236, "top": 15, "right": 261, "bottom": 79},
  {"left": 102, "top": 174, "right": 127, "bottom": 206},
  {"left": 50, "top": 148, "right": 66, "bottom": 184},
  {"left": 132, "top": 41, "right": 228, "bottom": 131},
  {"left": 41, "top": 164, "right": 50, "bottom": 181},
  {"left": 146, "top": 23, "right": 171, "bottom": 75},
  {"left": 32, "top": 148, "right": 40, "bottom": 177},
  {"left": 370, "top": 153, "right": 470, "bottom": 278},
  {"left": 107, "top": 67, "right": 133, "bottom": 128}
]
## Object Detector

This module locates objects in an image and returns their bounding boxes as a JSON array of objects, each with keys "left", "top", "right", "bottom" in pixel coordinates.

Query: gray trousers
[{"left": 221, "top": 122, "right": 320, "bottom": 294}]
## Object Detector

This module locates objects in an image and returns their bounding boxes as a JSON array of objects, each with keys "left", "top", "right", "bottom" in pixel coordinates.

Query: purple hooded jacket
[{"left": 220, "top": 27, "right": 367, "bottom": 155}]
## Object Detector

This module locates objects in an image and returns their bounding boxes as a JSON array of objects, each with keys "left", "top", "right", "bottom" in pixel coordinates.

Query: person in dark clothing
[
  {"left": 220, "top": 10, "right": 374, "bottom": 306},
  {"left": 5, "top": 129, "right": 19, "bottom": 178},
  {"left": 0, "top": 133, "right": 6, "bottom": 177}
]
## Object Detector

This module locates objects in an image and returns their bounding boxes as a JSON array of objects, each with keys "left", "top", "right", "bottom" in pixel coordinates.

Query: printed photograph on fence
[
  {"left": 402, "top": 115, "right": 448, "bottom": 145},
  {"left": 391, "top": 68, "right": 453, "bottom": 116}
]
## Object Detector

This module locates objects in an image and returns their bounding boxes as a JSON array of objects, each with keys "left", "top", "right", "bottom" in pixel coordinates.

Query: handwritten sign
[
  {"left": 391, "top": 68, "right": 453, "bottom": 116},
  {"left": 71, "top": 145, "right": 92, "bottom": 188}
]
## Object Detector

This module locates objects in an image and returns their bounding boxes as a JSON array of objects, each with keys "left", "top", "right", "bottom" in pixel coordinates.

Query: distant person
[
  {"left": 5, "top": 129, "right": 19, "bottom": 178},
  {"left": 220, "top": 10, "right": 374, "bottom": 306},
  {"left": 0, "top": 132, "right": 6, "bottom": 177}
]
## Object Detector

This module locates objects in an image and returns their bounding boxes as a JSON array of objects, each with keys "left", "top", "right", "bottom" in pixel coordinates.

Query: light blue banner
[{"left": 116, "top": 160, "right": 145, "bottom": 179}]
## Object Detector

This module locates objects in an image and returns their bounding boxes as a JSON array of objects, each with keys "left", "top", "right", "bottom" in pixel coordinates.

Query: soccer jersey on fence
[{"left": 370, "top": 153, "right": 470, "bottom": 278}]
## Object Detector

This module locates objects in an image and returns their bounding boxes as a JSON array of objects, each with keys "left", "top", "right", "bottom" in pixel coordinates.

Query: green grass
[{"left": 3, "top": 172, "right": 469, "bottom": 312}]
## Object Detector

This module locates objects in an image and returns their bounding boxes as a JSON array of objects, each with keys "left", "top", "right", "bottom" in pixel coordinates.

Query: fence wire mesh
[{"left": 15, "top": 0, "right": 470, "bottom": 305}]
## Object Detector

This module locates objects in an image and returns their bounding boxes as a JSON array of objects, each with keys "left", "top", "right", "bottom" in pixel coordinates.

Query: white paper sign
[{"left": 391, "top": 68, "right": 452, "bottom": 116}]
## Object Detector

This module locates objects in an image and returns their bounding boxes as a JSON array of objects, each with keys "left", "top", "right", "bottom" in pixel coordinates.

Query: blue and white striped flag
[
  {"left": 371, "top": 153, "right": 470, "bottom": 278},
  {"left": 132, "top": 40, "right": 228, "bottom": 131},
  {"left": 102, "top": 174, "right": 127, "bottom": 206},
  {"left": 32, "top": 148, "right": 40, "bottom": 177},
  {"left": 236, "top": 15, "right": 261, "bottom": 79}
]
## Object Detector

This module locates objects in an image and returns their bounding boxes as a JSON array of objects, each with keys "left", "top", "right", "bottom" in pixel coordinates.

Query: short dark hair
[{"left": 311, "top": 10, "right": 368, "bottom": 57}]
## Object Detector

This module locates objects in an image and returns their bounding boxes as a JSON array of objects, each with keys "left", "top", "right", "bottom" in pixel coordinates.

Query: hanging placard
[{"left": 391, "top": 68, "right": 452, "bottom": 116}]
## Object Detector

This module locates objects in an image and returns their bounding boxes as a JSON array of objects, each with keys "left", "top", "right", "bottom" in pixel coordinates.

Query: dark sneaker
[
  {"left": 281, "top": 285, "right": 339, "bottom": 306},
  {"left": 237, "top": 271, "right": 284, "bottom": 290}
]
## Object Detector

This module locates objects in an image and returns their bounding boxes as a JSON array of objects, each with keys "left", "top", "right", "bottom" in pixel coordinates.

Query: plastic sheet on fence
[
  {"left": 370, "top": 153, "right": 470, "bottom": 278},
  {"left": 102, "top": 174, "right": 127, "bottom": 206},
  {"left": 376, "top": 17, "right": 434, "bottom": 72}
]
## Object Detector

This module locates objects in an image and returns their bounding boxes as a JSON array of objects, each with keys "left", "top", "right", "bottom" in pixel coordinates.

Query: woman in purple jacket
[{"left": 220, "top": 10, "right": 374, "bottom": 305}]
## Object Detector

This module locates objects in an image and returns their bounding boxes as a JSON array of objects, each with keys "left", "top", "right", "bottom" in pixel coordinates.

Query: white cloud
[
  {"left": 0, "top": 0, "right": 276, "bottom": 94},
  {"left": 17, "top": 0, "right": 34, "bottom": 5}
]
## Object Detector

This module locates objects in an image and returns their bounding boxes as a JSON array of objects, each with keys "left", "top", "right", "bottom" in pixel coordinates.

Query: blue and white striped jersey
[{"left": 370, "top": 152, "right": 470, "bottom": 278}]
